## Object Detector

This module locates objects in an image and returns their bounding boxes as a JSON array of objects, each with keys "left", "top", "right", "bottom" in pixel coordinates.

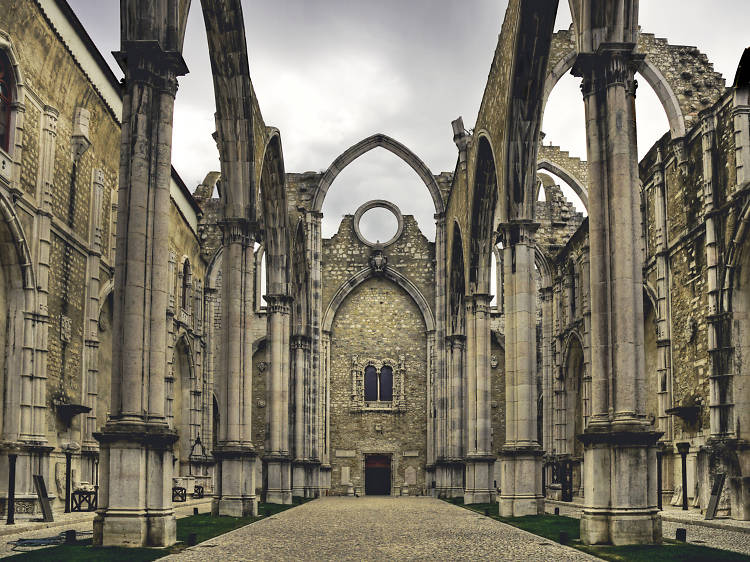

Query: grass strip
[
  {"left": 6, "top": 500, "right": 311, "bottom": 561},
  {"left": 445, "top": 498, "right": 750, "bottom": 561}
]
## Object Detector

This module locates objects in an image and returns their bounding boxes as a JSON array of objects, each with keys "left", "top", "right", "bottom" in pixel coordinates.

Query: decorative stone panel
[{"left": 349, "top": 355, "right": 406, "bottom": 413}]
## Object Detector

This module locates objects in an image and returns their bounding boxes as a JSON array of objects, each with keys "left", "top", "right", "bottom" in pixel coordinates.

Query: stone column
[
  {"left": 541, "top": 286, "right": 554, "bottom": 454},
  {"left": 464, "top": 294, "right": 494, "bottom": 503},
  {"left": 291, "top": 334, "right": 309, "bottom": 498},
  {"left": 212, "top": 219, "right": 257, "bottom": 517},
  {"left": 573, "top": 47, "right": 661, "bottom": 545},
  {"left": 731, "top": 84, "right": 750, "bottom": 518},
  {"left": 445, "top": 334, "right": 465, "bottom": 497},
  {"left": 94, "top": 43, "right": 187, "bottom": 548},
  {"left": 499, "top": 221, "right": 543, "bottom": 516},
  {"left": 432, "top": 213, "right": 447, "bottom": 492},
  {"left": 265, "top": 294, "right": 293, "bottom": 504}
]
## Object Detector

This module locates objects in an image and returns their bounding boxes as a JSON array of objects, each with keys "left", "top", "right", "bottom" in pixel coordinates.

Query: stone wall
[{"left": 323, "top": 212, "right": 434, "bottom": 495}]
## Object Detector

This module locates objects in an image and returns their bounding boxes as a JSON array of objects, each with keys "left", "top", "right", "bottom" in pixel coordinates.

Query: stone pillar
[
  {"left": 309, "top": 212, "right": 324, "bottom": 495},
  {"left": 94, "top": 43, "right": 187, "bottom": 548},
  {"left": 433, "top": 213, "right": 448, "bottom": 492},
  {"left": 541, "top": 286, "right": 554, "bottom": 453},
  {"left": 446, "top": 334, "right": 465, "bottom": 497},
  {"left": 212, "top": 219, "right": 257, "bottom": 518},
  {"left": 731, "top": 85, "right": 750, "bottom": 517},
  {"left": 499, "top": 221, "right": 543, "bottom": 516},
  {"left": 464, "top": 294, "right": 494, "bottom": 503},
  {"left": 291, "top": 334, "right": 309, "bottom": 498},
  {"left": 573, "top": 47, "right": 661, "bottom": 545},
  {"left": 265, "top": 294, "right": 293, "bottom": 504}
]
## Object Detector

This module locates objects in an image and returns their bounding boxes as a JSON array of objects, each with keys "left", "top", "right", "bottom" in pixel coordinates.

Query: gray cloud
[{"left": 69, "top": 1, "right": 749, "bottom": 238}]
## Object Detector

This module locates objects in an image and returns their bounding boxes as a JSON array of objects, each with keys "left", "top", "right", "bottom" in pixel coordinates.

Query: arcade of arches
[{"left": 1, "top": 0, "right": 750, "bottom": 551}]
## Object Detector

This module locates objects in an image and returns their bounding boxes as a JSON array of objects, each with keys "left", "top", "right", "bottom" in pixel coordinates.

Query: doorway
[{"left": 365, "top": 454, "right": 391, "bottom": 495}]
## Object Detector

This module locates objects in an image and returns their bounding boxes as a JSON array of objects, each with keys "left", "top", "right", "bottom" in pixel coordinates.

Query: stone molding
[{"left": 349, "top": 355, "right": 406, "bottom": 413}]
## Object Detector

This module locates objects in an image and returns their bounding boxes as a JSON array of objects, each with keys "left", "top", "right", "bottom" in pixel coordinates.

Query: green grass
[
  {"left": 4, "top": 540, "right": 164, "bottom": 561},
  {"left": 6, "top": 501, "right": 309, "bottom": 561},
  {"left": 445, "top": 499, "right": 750, "bottom": 561}
]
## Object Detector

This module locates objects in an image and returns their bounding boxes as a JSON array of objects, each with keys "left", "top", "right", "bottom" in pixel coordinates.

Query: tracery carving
[{"left": 350, "top": 355, "right": 406, "bottom": 413}]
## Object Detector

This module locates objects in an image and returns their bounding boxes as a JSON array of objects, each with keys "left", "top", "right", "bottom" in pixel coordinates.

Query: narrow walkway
[{"left": 165, "top": 497, "right": 595, "bottom": 561}]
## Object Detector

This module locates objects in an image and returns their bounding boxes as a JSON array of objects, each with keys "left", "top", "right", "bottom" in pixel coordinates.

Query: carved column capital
[
  {"left": 572, "top": 48, "right": 644, "bottom": 98},
  {"left": 220, "top": 218, "right": 255, "bottom": 247},
  {"left": 498, "top": 220, "right": 539, "bottom": 247},
  {"left": 264, "top": 293, "right": 293, "bottom": 315},
  {"left": 291, "top": 334, "right": 311, "bottom": 351}
]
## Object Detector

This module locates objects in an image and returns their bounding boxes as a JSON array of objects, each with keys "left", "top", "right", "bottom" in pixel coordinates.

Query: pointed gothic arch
[
  {"left": 312, "top": 134, "right": 444, "bottom": 214},
  {"left": 322, "top": 266, "right": 435, "bottom": 334}
]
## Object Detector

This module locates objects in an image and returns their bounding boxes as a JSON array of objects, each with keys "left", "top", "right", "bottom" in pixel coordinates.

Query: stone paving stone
[{"left": 166, "top": 497, "right": 596, "bottom": 561}]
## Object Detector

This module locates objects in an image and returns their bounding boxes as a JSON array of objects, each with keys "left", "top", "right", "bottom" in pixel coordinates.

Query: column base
[
  {"left": 292, "top": 462, "right": 306, "bottom": 498},
  {"left": 580, "top": 508, "right": 661, "bottom": 545},
  {"left": 729, "top": 477, "right": 750, "bottom": 520},
  {"left": 265, "top": 455, "right": 292, "bottom": 504},
  {"left": 464, "top": 455, "right": 495, "bottom": 504},
  {"left": 212, "top": 445, "right": 258, "bottom": 517},
  {"left": 93, "top": 510, "right": 176, "bottom": 549},
  {"left": 499, "top": 445, "right": 543, "bottom": 516},
  {"left": 212, "top": 496, "right": 258, "bottom": 517},
  {"left": 304, "top": 461, "right": 321, "bottom": 498},
  {"left": 434, "top": 461, "right": 450, "bottom": 497},
  {"left": 579, "top": 426, "right": 662, "bottom": 545},
  {"left": 93, "top": 422, "right": 178, "bottom": 547}
]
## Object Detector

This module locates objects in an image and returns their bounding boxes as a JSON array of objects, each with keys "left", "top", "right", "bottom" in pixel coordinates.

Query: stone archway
[{"left": 312, "top": 134, "right": 444, "bottom": 215}]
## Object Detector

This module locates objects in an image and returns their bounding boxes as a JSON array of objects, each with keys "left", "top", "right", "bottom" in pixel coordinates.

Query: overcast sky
[{"left": 69, "top": 1, "right": 749, "bottom": 240}]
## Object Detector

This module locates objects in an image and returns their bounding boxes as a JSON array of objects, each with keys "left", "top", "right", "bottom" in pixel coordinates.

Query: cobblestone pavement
[
  {"left": 165, "top": 497, "right": 596, "bottom": 561},
  {"left": 544, "top": 502, "right": 750, "bottom": 557}
]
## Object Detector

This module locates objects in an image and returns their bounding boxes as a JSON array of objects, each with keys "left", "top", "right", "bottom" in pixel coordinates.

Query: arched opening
[
  {"left": 643, "top": 291, "right": 660, "bottom": 427},
  {"left": 537, "top": 169, "right": 587, "bottom": 215},
  {"left": 543, "top": 60, "right": 672, "bottom": 161},
  {"left": 563, "top": 334, "right": 585, "bottom": 497},
  {"left": 320, "top": 147, "right": 436, "bottom": 240},
  {"left": 564, "top": 337, "right": 585, "bottom": 459},
  {"left": 255, "top": 244, "right": 267, "bottom": 311},
  {"left": 469, "top": 137, "right": 498, "bottom": 293},
  {"left": 449, "top": 225, "right": 466, "bottom": 335},
  {"left": 0, "top": 202, "right": 32, "bottom": 443},
  {"left": 172, "top": 338, "right": 193, "bottom": 476},
  {"left": 0, "top": 49, "right": 15, "bottom": 153},
  {"left": 181, "top": 259, "right": 192, "bottom": 311},
  {"left": 212, "top": 394, "right": 220, "bottom": 454},
  {"left": 96, "top": 292, "right": 113, "bottom": 432}
]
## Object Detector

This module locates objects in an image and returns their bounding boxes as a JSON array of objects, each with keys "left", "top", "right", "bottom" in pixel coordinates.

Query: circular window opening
[
  {"left": 359, "top": 207, "right": 398, "bottom": 246},
  {"left": 353, "top": 200, "right": 404, "bottom": 248}
]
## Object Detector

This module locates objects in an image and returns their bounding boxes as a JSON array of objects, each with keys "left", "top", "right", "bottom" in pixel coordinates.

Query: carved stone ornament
[
  {"left": 257, "top": 361, "right": 268, "bottom": 373},
  {"left": 684, "top": 317, "right": 697, "bottom": 343},
  {"left": 490, "top": 354, "right": 498, "bottom": 369},
  {"left": 60, "top": 315, "right": 72, "bottom": 343},
  {"left": 370, "top": 249, "right": 387, "bottom": 274},
  {"left": 257, "top": 399, "right": 266, "bottom": 408}
]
